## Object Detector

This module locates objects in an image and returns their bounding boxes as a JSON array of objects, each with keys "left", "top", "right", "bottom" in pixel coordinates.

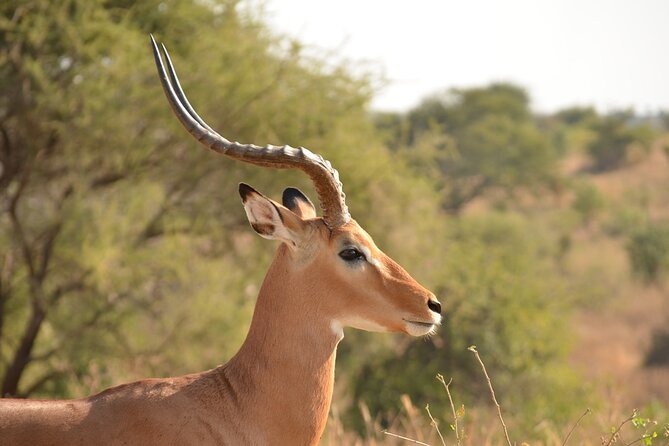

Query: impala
[{"left": 0, "top": 36, "right": 442, "bottom": 445}]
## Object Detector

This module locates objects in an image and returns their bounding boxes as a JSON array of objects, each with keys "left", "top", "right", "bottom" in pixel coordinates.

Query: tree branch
[
  {"left": 133, "top": 166, "right": 212, "bottom": 246},
  {"left": 0, "top": 252, "right": 15, "bottom": 345},
  {"left": 8, "top": 167, "right": 35, "bottom": 280},
  {"left": 1, "top": 301, "right": 46, "bottom": 396},
  {"left": 0, "top": 125, "right": 18, "bottom": 193},
  {"left": 0, "top": 269, "right": 90, "bottom": 397},
  {"left": 35, "top": 184, "right": 71, "bottom": 283},
  {"left": 36, "top": 221, "right": 62, "bottom": 283},
  {"left": 19, "top": 370, "right": 64, "bottom": 398},
  {"left": 225, "top": 58, "right": 289, "bottom": 125}
]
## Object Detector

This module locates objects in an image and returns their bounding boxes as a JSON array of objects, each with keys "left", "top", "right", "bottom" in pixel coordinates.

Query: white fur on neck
[
  {"left": 340, "top": 315, "right": 388, "bottom": 333},
  {"left": 330, "top": 319, "right": 344, "bottom": 341}
]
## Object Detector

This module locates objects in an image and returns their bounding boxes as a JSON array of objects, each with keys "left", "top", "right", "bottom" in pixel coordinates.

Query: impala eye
[{"left": 339, "top": 247, "right": 366, "bottom": 262}]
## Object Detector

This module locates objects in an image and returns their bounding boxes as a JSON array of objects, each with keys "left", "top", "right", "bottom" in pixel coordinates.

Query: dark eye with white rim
[{"left": 339, "top": 247, "right": 366, "bottom": 262}]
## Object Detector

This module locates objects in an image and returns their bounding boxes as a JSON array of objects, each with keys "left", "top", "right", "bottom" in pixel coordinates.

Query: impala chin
[{"left": 403, "top": 315, "right": 442, "bottom": 337}]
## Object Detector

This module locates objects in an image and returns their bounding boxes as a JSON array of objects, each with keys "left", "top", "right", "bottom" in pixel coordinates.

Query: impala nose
[{"left": 427, "top": 298, "right": 441, "bottom": 315}]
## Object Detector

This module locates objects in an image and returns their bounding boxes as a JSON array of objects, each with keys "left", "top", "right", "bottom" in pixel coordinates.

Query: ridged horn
[{"left": 150, "top": 35, "right": 350, "bottom": 229}]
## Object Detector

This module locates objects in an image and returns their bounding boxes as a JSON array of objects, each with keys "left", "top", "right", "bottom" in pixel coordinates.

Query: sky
[{"left": 264, "top": 0, "right": 669, "bottom": 113}]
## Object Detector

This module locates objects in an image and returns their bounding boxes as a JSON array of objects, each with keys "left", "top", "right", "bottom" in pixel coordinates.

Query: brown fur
[{"left": 0, "top": 198, "right": 440, "bottom": 445}]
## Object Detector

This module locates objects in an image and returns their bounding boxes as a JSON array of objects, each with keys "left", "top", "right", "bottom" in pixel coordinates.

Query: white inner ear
[{"left": 243, "top": 197, "right": 296, "bottom": 245}]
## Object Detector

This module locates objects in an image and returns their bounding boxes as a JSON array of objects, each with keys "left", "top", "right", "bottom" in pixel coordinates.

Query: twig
[
  {"left": 437, "top": 374, "right": 461, "bottom": 445},
  {"left": 604, "top": 410, "right": 637, "bottom": 446},
  {"left": 382, "top": 430, "right": 432, "bottom": 445},
  {"left": 425, "top": 404, "right": 446, "bottom": 446},
  {"left": 468, "top": 346, "right": 513, "bottom": 446},
  {"left": 623, "top": 436, "right": 651, "bottom": 446},
  {"left": 561, "top": 408, "right": 591, "bottom": 446}
]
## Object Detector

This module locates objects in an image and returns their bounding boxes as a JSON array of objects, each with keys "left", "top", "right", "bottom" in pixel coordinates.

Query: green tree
[
  {"left": 0, "top": 0, "right": 388, "bottom": 398},
  {"left": 555, "top": 106, "right": 598, "bottom": 127},
  {"left": 626, "top": 222, "right": 669, "bottom": 283},
  {"left": 348, "top": 213, "right": 581, "bottom": 432},
  {"left": 407, "top": 83, "right": 531, "bottom": 139},
  {"left": 572, "top": 181, "right": 606, "bottom": 224},
  {"left": 386, "top": 84, "right": 557, "bottom": 211},
  {"left": 586, "top": 112, "right": 654, "bottom": 171}
]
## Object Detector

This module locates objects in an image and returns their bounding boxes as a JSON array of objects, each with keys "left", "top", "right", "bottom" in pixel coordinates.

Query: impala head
[{"left": 151, "top": 36, "right": 442, "bottom": 337}]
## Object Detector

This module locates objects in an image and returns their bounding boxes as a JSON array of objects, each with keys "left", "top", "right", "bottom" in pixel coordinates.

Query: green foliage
[
  {"left": 348, "top": 213, "right": 582, "bottom": 433},
  {"left": 407, "top": 83, "right": 531, "bottom": 139},
  {"left": 572, "top": 181, "right": 606, "bottom": 223},
  {"left": 604, "top": 409, "right": 668, "bottom": 446},
  {"left": 555, "top": 106, "right": 599, "bottom": 127},
  {"left": 626, "top": 222, "right": 669, "bottom": 283},
  {"left": 3, "top": 1, "right": 666, "bottom": 442},
  {"left": 0, "top": 0, "right": 382, "bottom": 397},
  {"left": 586, "top": 113, "right": 654, "bottom": 171},
  {"left": 547, "top": 106, "right": 601, "bottom": 157},
  {"left": 606, "top": 205, "right": 649, "bottom": 237},
  {"left": 383, "top": 83, "right": 557, "bottom": 211},
  {"left": 449, "top": 115, "right": 555, "bottom": 202},
  {"left": 645, "top": 330, "right": 669, "bottom": 366}
]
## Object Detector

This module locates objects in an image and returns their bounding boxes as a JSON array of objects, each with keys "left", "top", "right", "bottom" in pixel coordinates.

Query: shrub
[
  {"left": 646, "top": 331, "right": 669, "bottom": 366},
  {"left": 572, "top": 182, "right": 606, "bottom": 223},
  {"left": 586, "top": 114, "right": 654, "bottom": 171},
  {"left": 626, "top": 222, "right": 669, "bottom": 283},
  {"left": 345, "top": 213, "right": 583, "bottom": 434}
]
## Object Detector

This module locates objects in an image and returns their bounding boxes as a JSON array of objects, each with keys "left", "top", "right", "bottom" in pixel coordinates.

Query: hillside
[{"left": 566, "top": 146, "right": 669, "bottom": 406}]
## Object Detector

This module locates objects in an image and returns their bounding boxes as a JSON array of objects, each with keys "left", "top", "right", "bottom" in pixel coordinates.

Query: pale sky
[{"left": 264, "top": 0, "right": 669, "bottom": 113}]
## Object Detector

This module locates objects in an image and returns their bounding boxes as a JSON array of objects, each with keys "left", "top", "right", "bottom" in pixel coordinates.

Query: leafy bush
[
  {"left": 586, "top": 114, "right": 654, "bottom": 171},
  {"left": 572, "top": 182, "right": 606, "bottom": 223},
  {"left": 605, "top": 205, "right": 648, "bottom": 237},
  {"left": 346, "top": 213, "right": 584, "bottom": 433},
  {"left": 391, "top": 84, "right": 558, "bottom": 211},
  {"left": 626, "top": 222, "right": 669, "bottom": 283},
  {"left": 646, "top": 331, "right": 669, "bottom": 366}
]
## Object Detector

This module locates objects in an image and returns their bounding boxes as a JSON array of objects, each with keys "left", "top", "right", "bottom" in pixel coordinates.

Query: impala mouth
[
  {"left": 406, "top": 320, "right": 434, "bottom": 328},
  {"left": 403, "top": 319, "right": 440, "bottom": 337}
]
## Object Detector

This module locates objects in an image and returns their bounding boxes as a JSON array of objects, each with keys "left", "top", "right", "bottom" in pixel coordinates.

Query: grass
[{"left": 323, "top": 346, "right": 669, "bottom": 446}]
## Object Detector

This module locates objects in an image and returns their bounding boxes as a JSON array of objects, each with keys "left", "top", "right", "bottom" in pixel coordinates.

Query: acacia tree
[
  {"left": 0, "top": 0, "right": 383, "bottom": 398},
  {"left": 586, "top": 112, "right": 654, "bottom": 171},
  {"left": 0, "top": 0, "right": 189, "bottom": 397},
  {"left": 387, "top": 84, "right": 558, "bottom": 211}
]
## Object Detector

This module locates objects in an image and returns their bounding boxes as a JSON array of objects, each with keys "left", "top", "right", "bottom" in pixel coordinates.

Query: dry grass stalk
[
  {"left": 561, "top": 408, "right": 591, "bottom": 446},
  {"left": 382, "top": 430, "right": 431, "bottom": 445},
  {"left": 603, "top": 410, "right": 637, "bottom": 446},
  {"left": 425, "top": 404, "right": 446, "bottom": 446},
  {"left": 468, "top": 345, "right": 513, "bottom": 446},
  {"left": 402, "top": 394, "right": 426, "bottom": 442},
  {"left": 437, "top": 374, "right": 462, "bottom": 445}
]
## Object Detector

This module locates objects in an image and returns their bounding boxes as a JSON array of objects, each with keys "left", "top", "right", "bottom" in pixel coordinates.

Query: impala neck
[{"left": 216, "top": 244, "right": 341, "bottom": 443}]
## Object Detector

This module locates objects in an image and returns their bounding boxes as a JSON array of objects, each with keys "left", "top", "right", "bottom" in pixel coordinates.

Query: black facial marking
[
  {"left": 282, "top": 187, "right": 315, "bottom": 213},
  {"left": 238, "top": 183, "right": 257, "bottom": 203},
  {"left": 427, "top": 299, "right": 441, "bottom": 315}
]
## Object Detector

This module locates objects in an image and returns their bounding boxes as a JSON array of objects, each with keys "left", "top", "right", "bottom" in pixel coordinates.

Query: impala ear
[
  {"left": 282, "top": 187, "right": 317, "bottom": 219},
  {"left": 239, "top": 183, "right": 305, "bottom": 246}
]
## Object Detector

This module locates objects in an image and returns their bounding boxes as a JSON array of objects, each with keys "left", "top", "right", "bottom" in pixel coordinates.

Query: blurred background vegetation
[{"left": 1, "top": 1, "right": 668, "bottom": 444}]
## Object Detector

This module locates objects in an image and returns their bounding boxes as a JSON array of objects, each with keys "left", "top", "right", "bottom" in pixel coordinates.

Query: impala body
[{"left": 0, "top": 36, "right": 442, "bottom": 446}]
